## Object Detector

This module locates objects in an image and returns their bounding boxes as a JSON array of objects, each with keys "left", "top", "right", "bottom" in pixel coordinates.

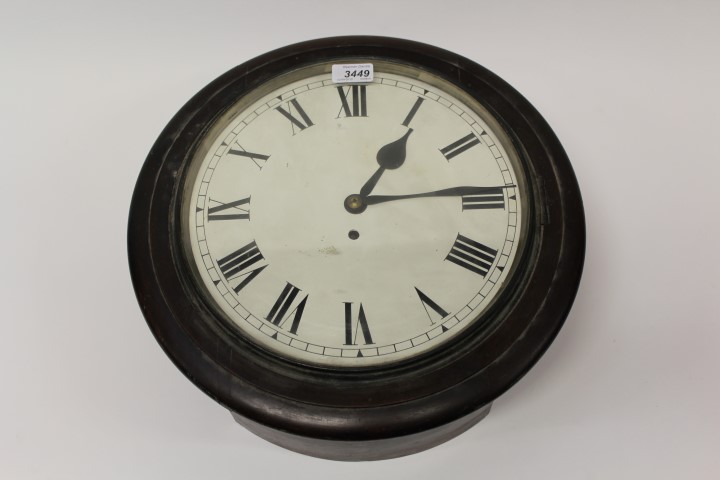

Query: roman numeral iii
[
  {"left": 336, "top": 85, "right": 368, "bottom": 118},
  {"left": 461, "top": 187, "right": 505, "bottom": 210},
  {"left": 446, "top": 234, "right": 497, "bottom": 277}
]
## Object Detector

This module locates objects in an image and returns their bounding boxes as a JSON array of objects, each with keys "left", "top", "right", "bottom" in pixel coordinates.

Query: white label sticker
[{"left": 332, "top": 63, "right": 374, "bottom": 83}]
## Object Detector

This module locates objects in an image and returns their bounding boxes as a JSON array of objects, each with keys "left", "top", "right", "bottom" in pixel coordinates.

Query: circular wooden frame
[{"left": 128, "top": 36, "right": 585, "bottom": 460}]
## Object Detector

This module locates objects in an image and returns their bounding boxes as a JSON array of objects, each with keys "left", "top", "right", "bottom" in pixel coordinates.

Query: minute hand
[{"left": 364, "top": 185, "right": 514, "bottom": 206}]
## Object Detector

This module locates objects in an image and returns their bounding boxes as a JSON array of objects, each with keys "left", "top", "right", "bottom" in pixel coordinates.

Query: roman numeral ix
[
  {"left": 446, "top": 234, "right": 498, "bottom": 277},
  {"left": 207, "top": 196, "right": 251, "bottom": 221}
]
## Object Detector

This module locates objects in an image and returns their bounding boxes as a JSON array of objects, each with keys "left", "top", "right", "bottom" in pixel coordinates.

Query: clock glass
[{"left": 183, "top": 60, "right": 528, "bottom": 367}]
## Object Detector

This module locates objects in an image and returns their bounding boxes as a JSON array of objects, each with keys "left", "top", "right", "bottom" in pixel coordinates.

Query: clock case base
[{"left": 230, "top": 403, "right": 492, "bottom": 461}]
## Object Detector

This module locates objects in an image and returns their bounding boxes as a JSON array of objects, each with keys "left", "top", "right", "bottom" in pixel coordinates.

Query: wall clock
[{"left": 128, "top": 36, "right": 584, "bottom": 460}]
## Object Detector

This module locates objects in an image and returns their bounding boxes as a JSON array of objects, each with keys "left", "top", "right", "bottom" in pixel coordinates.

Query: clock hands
[
  {"left": 346, "top": 129, "right": 413, "bottom": 214},
  {"left": 345, "top": 129, "right": 512, "bottom": 214},
  {"left": 347, "top": 184, "right": 515, "bottom": 213},
  {"left": 359, "top": 129, "right": 413, "bottom": 197},
  {"left": 364, "top": 185, "right": 515, "bottom": 206}
]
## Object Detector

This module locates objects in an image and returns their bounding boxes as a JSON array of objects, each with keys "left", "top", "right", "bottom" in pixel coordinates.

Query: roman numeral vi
[{"left": 343, "top": 302, "right": 374, "bottom": 346}]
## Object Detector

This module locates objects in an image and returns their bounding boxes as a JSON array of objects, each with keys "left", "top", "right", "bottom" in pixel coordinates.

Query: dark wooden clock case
[{"left": 128, "top": 36, "right": 585, "bottom": 460}]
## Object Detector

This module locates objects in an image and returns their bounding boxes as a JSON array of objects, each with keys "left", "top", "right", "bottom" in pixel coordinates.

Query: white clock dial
[{"left": 184, "top": 62, "right": 526, "bottom": 366}]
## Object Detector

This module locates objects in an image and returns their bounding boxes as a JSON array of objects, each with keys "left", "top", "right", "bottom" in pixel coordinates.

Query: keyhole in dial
[{"left": 348, "top": 230, "right": 360, "bottom": 240}]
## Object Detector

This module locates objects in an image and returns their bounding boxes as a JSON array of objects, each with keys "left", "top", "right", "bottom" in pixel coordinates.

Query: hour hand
[
  {"left": 359, "top": 129, "right": 414, "bottom": 198},
  {"left": 364, "top": 185, "right": 514, "bottom": 207}
]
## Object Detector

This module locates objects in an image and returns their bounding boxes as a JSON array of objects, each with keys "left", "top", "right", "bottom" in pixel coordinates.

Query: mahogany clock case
[{"left": 128, "top": 36, "right": 585, "bottom": 460}]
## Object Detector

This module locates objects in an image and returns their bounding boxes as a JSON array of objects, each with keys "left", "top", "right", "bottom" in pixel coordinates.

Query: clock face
[{"left": 183, "top": 61, "right": 527, "bottom": 367}]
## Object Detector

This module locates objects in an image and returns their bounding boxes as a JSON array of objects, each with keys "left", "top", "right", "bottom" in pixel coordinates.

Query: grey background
[{"left": 2, "top": 0, "right": 718, "bottom": 478}]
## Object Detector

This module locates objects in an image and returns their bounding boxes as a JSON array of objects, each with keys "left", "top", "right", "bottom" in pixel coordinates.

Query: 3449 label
[{"left": 332, "top": 63, "right": 374, "bottom": 83}]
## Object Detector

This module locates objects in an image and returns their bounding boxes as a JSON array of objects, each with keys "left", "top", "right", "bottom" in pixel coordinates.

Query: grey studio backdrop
[{"left": 1, "top": 0, "right": 718, "bottom": 478}]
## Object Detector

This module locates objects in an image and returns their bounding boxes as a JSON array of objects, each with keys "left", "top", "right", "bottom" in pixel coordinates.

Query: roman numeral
[
  {"left": 217, "top": 240, "right": 267, "bottom": 292},
  {"left": 415, "top": 287, "right": 449, "bottom": 324},
  {"left": 336, "top": 85, "right": 368, "bottom": 118},
  {"left": 446, "top": 234, "right": 497, "bottom": 277},
  {"left": 440, "top": 133, "right": 481, "bottom": 160},
  {"left": 265, "top": 282, "right": 308, "bottom": 335},
  {"left": 462, "top": 187, "right": 505, "bottom": 210},
  {"left": 227, "top": 145, "right": 270, "bottom": 169},
  {"left": 401, "top": 97, "right": 425, "bottom": 127},
  {"left": 208, "top": 196, "right": 251, "bottom": 221},
  {"left": 343, "top": 302, "right": 374, "bottom": 345},
  {"left": 275, "top": 98, "right": 314, "bottom": 134}
]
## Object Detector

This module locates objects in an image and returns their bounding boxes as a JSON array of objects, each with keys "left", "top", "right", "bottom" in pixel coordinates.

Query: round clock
[{"left": 128, "top": 36, "right": 584, "bottom": 460}]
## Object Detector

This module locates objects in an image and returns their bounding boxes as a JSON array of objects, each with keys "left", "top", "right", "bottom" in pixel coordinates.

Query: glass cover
[{"left": 183, "top": 60, "right": 527, "bottom": 367}]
